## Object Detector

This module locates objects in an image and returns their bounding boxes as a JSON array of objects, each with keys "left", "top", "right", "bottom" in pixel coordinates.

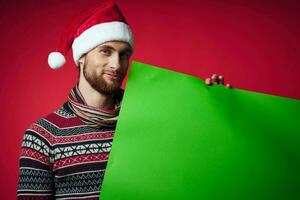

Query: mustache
[{"left": 103, "top": 70, "right": 124, "bottom": 78}]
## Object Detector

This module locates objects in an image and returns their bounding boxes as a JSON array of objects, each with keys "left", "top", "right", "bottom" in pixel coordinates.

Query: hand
[{"left": 205, "top": 74, "right": 232, "bottom": 88}]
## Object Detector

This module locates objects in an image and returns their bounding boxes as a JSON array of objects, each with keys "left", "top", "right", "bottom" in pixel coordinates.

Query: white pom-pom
[{"left": 48, "top": 52, "right": 66, "bottom": 69}]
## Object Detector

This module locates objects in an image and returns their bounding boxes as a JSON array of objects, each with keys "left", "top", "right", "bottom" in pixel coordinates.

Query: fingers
[
  {"left": 225, "top": 83, "right": 232, "bottom": 88},
  {"left": 211, "top": 74, "right": 218, "bottom": 84},
  {"left": 211, "top": 74, "right": 224, "bottom": 85},
  {"left": 205, "top": 74, "right": 233, "bottom": 88},
  {"left": 205, "top": 78, "right": 212, "bottom": 85},
  {"left": 218, "top": 75, "right": 224, "bottom": 85},
  {"left": 205, "top": 74, "right": 220, "bottom": 85}
]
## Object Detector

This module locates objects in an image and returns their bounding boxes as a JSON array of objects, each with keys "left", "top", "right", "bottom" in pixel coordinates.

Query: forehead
[{"left": 98, "top": 41, "right": 132, "bottom": 51}]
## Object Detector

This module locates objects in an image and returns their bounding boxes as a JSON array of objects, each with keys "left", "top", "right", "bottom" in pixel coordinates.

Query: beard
[{"left": 83, "top": 63, "right": 123, "bottom": 95}]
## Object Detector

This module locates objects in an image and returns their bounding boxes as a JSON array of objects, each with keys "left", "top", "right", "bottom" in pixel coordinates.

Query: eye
[
  {"left": 100, "top": 49, "right": 111, "bottom": 55},
  {"left": 120, "top": 52, "right": 130, "bottom": 59}
]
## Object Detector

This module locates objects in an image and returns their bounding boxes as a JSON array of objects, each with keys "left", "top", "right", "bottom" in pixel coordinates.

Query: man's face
[{"left": 80, "top": 41, "right": 133, "bottom": 95}]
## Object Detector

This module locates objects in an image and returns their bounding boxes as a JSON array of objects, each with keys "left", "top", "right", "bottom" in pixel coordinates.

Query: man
[{"left": 17, "top": 1, "right": 230, "bottom": 199}]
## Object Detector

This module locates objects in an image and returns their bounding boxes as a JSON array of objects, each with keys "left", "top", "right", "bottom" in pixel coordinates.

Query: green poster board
[{"left": 101, "top": 61, "right": 300, "bottom": 200}]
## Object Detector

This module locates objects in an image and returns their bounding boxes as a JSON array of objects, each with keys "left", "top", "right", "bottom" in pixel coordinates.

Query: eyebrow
[{"left": 99, "top": 44, "right": 133, "bottom": 54}]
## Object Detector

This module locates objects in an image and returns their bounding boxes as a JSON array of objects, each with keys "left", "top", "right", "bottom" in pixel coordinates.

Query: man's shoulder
[
  {"left": 26, "top": 101, "right": 82, "bottom": 136},
  {"left": 37, "top": 101, "right": 76, "bottom": 124}
]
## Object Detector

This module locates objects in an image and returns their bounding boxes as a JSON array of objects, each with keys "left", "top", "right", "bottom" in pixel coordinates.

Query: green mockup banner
[{"left": 101, "top": 61, "right": 300, "bottom": 200}]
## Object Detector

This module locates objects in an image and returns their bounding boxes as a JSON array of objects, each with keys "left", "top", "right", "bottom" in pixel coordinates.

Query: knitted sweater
[{"left": 17, "top": 101, "right": 115, "bottom": 199}]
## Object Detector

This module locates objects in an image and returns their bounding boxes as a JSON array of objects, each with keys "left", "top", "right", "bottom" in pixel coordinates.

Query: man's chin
[
  {"left": 103, "top": 77, "right": 122, "bottom": 87},
  {"left": 105, "top": 80, "right": 121, "bottom": 88},
  {"left": 94, "top": 80, "right": 121, "bottom": 95}
]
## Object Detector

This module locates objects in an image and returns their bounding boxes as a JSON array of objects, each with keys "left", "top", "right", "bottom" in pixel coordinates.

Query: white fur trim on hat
[{"left": 72, "top": 21, "right": 134, "bottom": 66}]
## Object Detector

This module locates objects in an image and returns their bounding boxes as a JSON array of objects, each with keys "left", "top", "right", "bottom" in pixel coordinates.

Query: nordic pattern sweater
[{"left": 17, "top": 101, "right": 115, "bottom": 199}]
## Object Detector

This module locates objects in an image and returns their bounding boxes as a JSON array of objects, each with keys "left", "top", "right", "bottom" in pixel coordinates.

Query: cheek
[
  {"left": 87, "top": 56, "right": 106, "bottom": 74},
  {"left": 92, "top": 57, "right": 106, "bottom": 67},
  {"left": 121, "top": 60, "right": 129, "bottom": 72}
]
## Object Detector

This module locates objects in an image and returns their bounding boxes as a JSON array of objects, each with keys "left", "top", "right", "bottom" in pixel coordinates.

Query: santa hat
[{"left": 48, "top": 0, "right": 135, "bottom": 69}]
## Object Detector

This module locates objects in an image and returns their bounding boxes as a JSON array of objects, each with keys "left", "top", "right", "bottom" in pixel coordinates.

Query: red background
[{"left": 0, "top": 0, "right": 299, "bottom": 198}]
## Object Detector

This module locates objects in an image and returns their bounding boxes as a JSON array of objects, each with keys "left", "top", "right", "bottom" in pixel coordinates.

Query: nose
[{"left": 109, "top": 53, "right": 121, "bottom": 71}]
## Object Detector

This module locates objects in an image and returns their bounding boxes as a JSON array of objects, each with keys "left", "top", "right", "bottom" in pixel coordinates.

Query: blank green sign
[{"left": 101, "top": 61, "right": 300, "bottom": 200}]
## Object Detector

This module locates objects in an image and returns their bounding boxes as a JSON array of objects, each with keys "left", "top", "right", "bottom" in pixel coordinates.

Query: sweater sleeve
[{"left": 17, "top": 123, "right": 55, "bottom": 200}]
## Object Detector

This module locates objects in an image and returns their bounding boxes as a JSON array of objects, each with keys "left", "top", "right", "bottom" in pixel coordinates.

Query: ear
[
  {"left": 78, "top": 55, "right": 85, "bottom": 65},
  {"left": 78, "top": 54, "right": 86, "bottom": 71}
]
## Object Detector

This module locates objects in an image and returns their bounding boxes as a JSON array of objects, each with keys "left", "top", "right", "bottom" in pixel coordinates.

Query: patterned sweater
[{"left": 17, "top": 101, "right": 115, "bottom": 199}]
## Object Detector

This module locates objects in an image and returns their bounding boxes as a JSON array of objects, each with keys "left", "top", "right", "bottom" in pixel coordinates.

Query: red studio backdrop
[{"left": 0, "top": 0, "right": 299, "bottom": 198}]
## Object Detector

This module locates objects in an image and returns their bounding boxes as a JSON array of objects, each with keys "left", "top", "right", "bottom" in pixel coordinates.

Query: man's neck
[{"left": 78, "top": 78, "right": 115, "bottom": 110}]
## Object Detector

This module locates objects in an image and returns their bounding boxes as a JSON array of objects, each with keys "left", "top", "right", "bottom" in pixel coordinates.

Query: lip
[{"left": 104, "top": 73, "right": 121, "bottom": 80}]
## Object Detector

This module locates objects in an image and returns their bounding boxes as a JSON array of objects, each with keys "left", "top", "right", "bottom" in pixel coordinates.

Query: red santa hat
[{"left": 48, "top": 0, "right": 135, "bottom": 69}]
